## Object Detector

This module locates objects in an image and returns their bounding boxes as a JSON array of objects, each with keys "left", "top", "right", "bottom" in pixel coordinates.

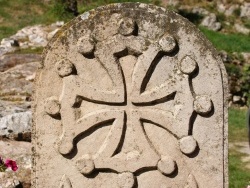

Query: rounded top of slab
[{"left": 42, "top": 2, "right": 219, "bottom": 64}]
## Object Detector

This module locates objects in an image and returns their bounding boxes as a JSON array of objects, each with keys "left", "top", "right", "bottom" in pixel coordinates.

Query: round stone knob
[
  {"left": 56, "top": 59, "right": 74, "bottom": 77},
  {"left": 77, "top": 36, "right": 95, "bottom": 55},
  {"left": 179, "top": 55, "right": 197, "bottom": 75},
  {"left": 75, "top": 154, "right": 95, "bottom": 175},
  {"left": 159, "top": 34, "right": 176, "bottom": 52},
  {"left": 179, "top": 136, "right": 198, "bottom": 155},
  {"left": 58, "top": 141, "right": 74, "bottom": 155},
  {"left": 157, "top": 156, "right": 176, "bottom": 176},
  {"left": 44, "top": 97, "right": 60, "bottom": 116},
  {"left": 119, "top": 18, "right": 136, "bottom": 36},
  {"left": 193, "top": 95, "right": 213, "bottom": 115},
  {"left": 117, "top": 172, "right": 135, "bottom": 188}
]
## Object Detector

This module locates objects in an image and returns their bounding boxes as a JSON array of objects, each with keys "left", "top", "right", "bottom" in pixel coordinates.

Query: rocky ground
[
  {"left": 0, "top": 22, "right": 62, "bottom": 188},
  {"left": 0, "top": 1, "right": 249, "bottom": 187}
]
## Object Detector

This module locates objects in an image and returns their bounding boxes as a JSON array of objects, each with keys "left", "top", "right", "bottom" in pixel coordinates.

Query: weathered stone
[
  {"left": 0, "top": 100, "right": 30, "bottom": 117},
  {"left": 0, "top": 61, "right": 39, "bottom": 102},
  {"left": 241, "top": 52, "right": 250, "bottom": 64},
  {"left": 191, "top": 7, "right": 209, "bottom": 16},
  {"left": 0, "top": 22, "right": 64, "bottom": 57},
  {"left": 33, "top": 3, "right": 228, "bottom": 187},
  {"left": 225, "top": 4, "right": 239, "bottom": 16},
  {"left": 240, "top": 2, "right": 250, "bottom": 19},
  {"left": 234, "top": 23, "right": 250, "bottom": 35},
  {"left": 200, "top": 13, "right": 221, "bottom": 31},
  {"left": 232, "top": 95, "right": 241, "bottom": 103},
  {"left": 0, "top": 53, "right": 41, "bottom": 72},
  {"left": 0, "top": 111, "right": 32, "bottom": 141}
]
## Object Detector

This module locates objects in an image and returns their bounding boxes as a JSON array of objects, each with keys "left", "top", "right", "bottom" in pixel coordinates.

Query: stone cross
[{"left": 33, "top": 3, "right": 228, "bottom": 187}]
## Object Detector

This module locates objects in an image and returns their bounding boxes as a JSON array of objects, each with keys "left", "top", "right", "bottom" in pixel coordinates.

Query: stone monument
[{"left": 33, "top": 3, "right": 228, "bottom": 187}]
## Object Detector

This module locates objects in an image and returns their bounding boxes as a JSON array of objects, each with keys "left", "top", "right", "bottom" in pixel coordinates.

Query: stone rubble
[
  {"left": 225, "top": 4, "right": 239, "bottom": 16},
  {"left": 200, "top": 13, "right": 222, "bottom": 31},
  {"left": 0, "top": 21, "right": 64, "bottom": 57},
  {"left": 240, "top": 2, "right": 250, "bottom": 19},
  {"left": 0, "top": 111, "right": 32, "bottom": 141},
  {"left": 234, "top": 23, "right": 250, "bottom": 35}
]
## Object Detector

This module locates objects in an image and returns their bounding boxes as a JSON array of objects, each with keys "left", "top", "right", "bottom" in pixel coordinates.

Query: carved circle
[
  {"left": 157, "top": 156, "right": 176, "bottom": 175},
  {"left": 56, "top": 59, "right": 74, "bottom": 77},
  {"left": 75, "top": 154, "right": 95, "bottom": 175},
  {"left": 117, "top": 172, "right": 135, "bottom": 188},
  {"left": 77, "top": 36, "right": 95, "bottom": 55},
  {"left": 159, "top": 34, "right": 176, "bottom": 52},
  {"left": 179, "top": 136, "right": 198, "bottom": 155},
  {"left": 44, "top": 97, "right": 60, "bottom": 116},
  {"left": 179, "top": 56, "right": 197, "bottom": 74},
  {"left": 193, "top": 95, "right": 212, "bottom": 115},
  {"left": 118, "top": 18, "right": 136, "bottom": 36}
]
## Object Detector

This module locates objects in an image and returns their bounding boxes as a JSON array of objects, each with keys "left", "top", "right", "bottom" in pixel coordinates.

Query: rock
[
  {"left": 233, "top": 95, "right": 241, "bottom": 103},
  {"left": 241, "top": 52, "right": 250, "bottom": 64},
  {"left": 47, "top": 28, "right": 60, "bottom": 40},
  {"left": 191, "top": 7, "right": 209, "bottom": 16},
  {"left": 234, "top": 23, "right": 250, "bottom": 35},
  {"left": 0, "top": 21, "right": 64, "bottom": 57},
  {"left": 0, "top": 39, "right": 19, "bottom": 56},
  {"left": 219, "top": 50, "right": 231, "bottom": 63},
  {"left": 0, "top": 140, "right": 31, "bottom": 188},
  {"left": 0, "top": 111, "right": 32, "bottom": 141},
  {"left": 229, "top": 76, "right": 242, "bottom": 94},
  {"left": 225, "top": 4, "right": 239, "bottom": 16},
  {"left": 51, "top": 21, "right": 65, "bottom": 27},
  {"left": 200, "top": 13, "right": 222, "bottom": 31},
  {"left": 0, "top": 100, "right": 30, "bottom": 118},
  {"left": 0, "top": 38, "right": 19, "bottom": 48},
  {"left": 0, "top": 61, "right": 39, "bottom": 102},
  {"left": 240, "top": 2, "right": 250, "bottom": 19},
  {"left": 217, "top": 3, "right": 226, "bottom": 13},
  {"left": 0, "top": 53, "right": 41, "bottom": 72},
  {"left": 34, "top": 3, "right": 228, "bottom": 187},
  {"left": 0, "top": 173, "right": 21, "bottom": 188}
]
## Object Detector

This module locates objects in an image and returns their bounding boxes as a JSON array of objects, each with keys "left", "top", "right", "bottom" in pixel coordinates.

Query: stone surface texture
[{"left": 33, "top": 3, "right": 228, "bottom": 188}]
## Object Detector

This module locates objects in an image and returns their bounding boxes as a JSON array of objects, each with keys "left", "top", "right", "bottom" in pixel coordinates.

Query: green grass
[
  {"left": 229, "top": 151, "right": 250, "bottom": 188},
  {"left": 228, "top": 107, "right": 250, "bottom": 187},
  {"left": 229, "top": 107, "right": 249, "bottom": 142},
  {"left": 200, "top": 27, "right": 250, "bottom": 53},
  {"left": 0, "top": 0, "right": 76, "bottom": 40}
]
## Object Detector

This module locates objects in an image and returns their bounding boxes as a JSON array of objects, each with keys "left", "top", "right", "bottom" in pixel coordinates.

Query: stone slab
[{"left": 33, "top": 3, "right": 228, "bottom": 187}]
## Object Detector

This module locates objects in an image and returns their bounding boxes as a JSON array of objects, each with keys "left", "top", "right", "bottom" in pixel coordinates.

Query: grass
[
  {"left": 229, "top": 151, "right": 250, "bottom": 188},
  {"left": 0, "top": 0, "right": 75, "bottom": 40},
  {"left": 228, "top": 107, "right": 250, "bottom": 187},
  {"left": 77, "top": 0, "right": 161, "bottom": 13},
  {"left": 229, "top": 107, "right": 249, "bottom": 142},
  {"left": 200, "top": 27, "right": 250, "bottom": 53},
  {"left": 0, "top": 0, "right": 158, "bottom": 41}
]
